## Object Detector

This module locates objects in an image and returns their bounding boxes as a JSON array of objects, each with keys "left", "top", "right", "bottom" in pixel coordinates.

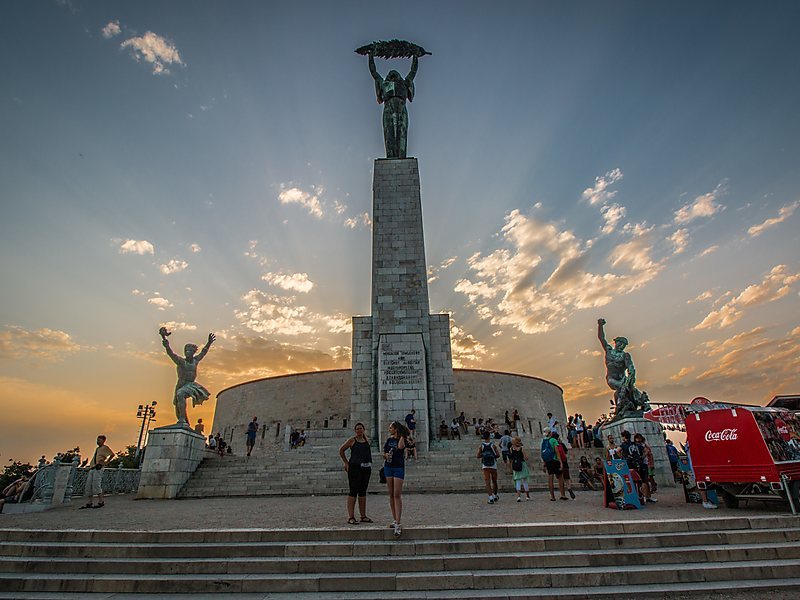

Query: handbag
[{"left": 379, "top": 467, "right": 387, "bottom": 483}]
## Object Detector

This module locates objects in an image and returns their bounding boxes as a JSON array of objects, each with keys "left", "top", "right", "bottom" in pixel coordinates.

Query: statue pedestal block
[
  {"left": 137, "top": 426, "right": 206, "bottom": 499},
  {"left": 602, "top": 417, "right": 676, "bottom": 488}
]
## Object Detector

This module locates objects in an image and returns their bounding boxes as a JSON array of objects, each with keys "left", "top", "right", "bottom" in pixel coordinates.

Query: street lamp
[{"left": 135, "top": 401, "right": 157, "bottom": 461}]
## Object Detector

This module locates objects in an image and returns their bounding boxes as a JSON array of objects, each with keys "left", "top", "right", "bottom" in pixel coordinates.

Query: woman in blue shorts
[{"left": 384, "top": 420, "right": 409, "bottom": 537}]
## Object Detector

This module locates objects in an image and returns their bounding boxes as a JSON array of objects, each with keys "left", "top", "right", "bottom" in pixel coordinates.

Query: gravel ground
[{"left": 1, "top": 483, "right": 793, "bottom": 531}]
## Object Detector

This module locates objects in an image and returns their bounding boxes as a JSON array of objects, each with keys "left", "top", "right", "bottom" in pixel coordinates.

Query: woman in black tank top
[{"left": 338, "top": 423, "right": 373, "bottom": 525}]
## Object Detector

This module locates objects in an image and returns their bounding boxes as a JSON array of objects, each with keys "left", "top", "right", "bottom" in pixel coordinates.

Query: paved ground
[{"left": 0, "top": 482, "right": 792, "bottom": 531}]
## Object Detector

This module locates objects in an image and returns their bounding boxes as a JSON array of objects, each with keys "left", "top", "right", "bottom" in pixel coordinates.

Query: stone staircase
[
  {"left": 1, "top": 514, "right": 799, "bottom": 596},
  {"left": 179, "top": 436, "right": 607, "bottom": 498}
]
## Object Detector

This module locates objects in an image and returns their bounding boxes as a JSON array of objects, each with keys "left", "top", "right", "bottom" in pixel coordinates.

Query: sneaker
[
  {"left": 526, "top": 496, "right": 531, "bottom": 501},
  {"left": 647, "top": 497, "right": 658, "bottom": 503},
  {"left": 388, "top": 520, "right": 397, "bottom": 529},
  {"left": 493, "top": 495, "right": 499, "bottom": 502},
  {"left": 393, "top": 523, "right": 402, "bottom": 537},
  {"left": 702, "top": 501, "right": 718, "bottom": 509},
  {"left": 516, "top": 497, "right": 522, "bottom": 503},
  {"left": 488, "top": 496, "right": 495, "bottom": 504},
  {"left": 568, "top": 489, "right": 576, "bottom": 499}
]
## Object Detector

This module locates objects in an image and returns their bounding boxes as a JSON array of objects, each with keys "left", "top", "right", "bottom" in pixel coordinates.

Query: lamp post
[{"left": 135, "top": 401, "right": 157, "bottom": 461}]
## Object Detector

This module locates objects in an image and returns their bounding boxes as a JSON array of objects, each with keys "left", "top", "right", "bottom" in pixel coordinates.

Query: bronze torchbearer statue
[
  {"left": 159, "top": 327, "right": 215, "bottom": 428},
  {"left": 597, "top": 318, "right": 651, "bottom": 419},
  {"left": 356, "top": 40, "right": 430, "bottom": 159}
]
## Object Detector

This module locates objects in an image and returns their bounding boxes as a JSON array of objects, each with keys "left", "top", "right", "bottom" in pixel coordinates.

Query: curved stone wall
[{"left": 212, "top": 368, "right": 565, "bottom": 450}]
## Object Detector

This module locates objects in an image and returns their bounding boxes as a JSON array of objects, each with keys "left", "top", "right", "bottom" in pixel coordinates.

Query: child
[{"left": 509, "top": 437, "right": 531, "bottom": 501}]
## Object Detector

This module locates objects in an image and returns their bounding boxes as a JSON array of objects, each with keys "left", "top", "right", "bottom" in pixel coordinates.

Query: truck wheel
[{"left": 721, "top": 490, "right": 739, "bottom": 509}]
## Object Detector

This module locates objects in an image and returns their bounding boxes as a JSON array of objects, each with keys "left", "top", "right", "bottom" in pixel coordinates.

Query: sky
[{"left": 1, "top": 1, "right": 798, "bottom": 464}]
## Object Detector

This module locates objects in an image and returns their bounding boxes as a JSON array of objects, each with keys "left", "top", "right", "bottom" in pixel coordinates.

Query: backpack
[
  {"left": 511, "top": 450, "right": 524, "bottom": 472},
  {"left": 541, "top": 438, "right": 555, "bottom": 462},
  {"left": 625, "top": 442, "right": 643, "bottom": 468},
  {"left": 481, "top": 443, "right": 496, "bottom": 467}
]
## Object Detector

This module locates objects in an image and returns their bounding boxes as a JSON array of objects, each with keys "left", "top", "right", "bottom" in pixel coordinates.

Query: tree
[
  {"left": 1, "top": 460, "right": 34, "bottom": 491},
  {"left": 107, "top": 444, "right": 139, "bottom": 469}
]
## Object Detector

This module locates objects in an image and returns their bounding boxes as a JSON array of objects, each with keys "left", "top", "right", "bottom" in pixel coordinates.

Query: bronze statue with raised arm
[
  {"left": 159, "top": 327, "right": 215, "bottom": 428},
  {"left": 597, "top": 318, "right": 649, "bottom": 419},
  {"left": 356, "top": 40, "right": 430, "bottom": 159}
]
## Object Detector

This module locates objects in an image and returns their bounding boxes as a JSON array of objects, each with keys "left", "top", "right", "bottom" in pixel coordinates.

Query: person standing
[
  {"left": 194, "top": 418, "right": 205, "bottom": 436},
  {"left": 338, "top": 423, "right": 373, "bottom": 525},
  {"left": 245, "top": 416, "right": 258, "bottom": 457},
  {"left": 499, "top": 430, "right": 513, "bottom": 474},
  {"left": 404, "top": 410, "right": 417, "bottom": 436},
  {"left": 541, "top": 428, "right": 566, "bottom": 501},
  {"left": 509, "top": 437, "right": 531, "bottom": 501},
  {"left": 384, "top": 421, "right": 409, "bottom": 537},
  {"left": 574, "top": 415, "right": 585, "bottom": 449},
  {"left": 620, "top": 430, "right": 655, "bottom": 503},
  {"left": 666, "top": 439, "right": 680, "bottom": 482},
  {"left": 80, "top": 435, "right": 114, "bottom": 509},
  {"left": 547, "top": 412, "right": 559, "bottom": 436},
  {"left": 554, "top": 432, "right": 576, "bottom": 499},
  {"left": 478, "top": 431, "right": 500, "bottom": 504},
  {"left": 512, "top": 409, "right": 521, "bottom": 433}
]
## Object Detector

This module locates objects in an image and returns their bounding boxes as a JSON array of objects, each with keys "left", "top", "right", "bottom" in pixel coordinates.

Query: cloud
[
  {"left": 687, "top": 290, "right": 713, "bottom": 304},
  {"left": 147, "top": 296, "right": 173, "bottom": 310},
  {"left": 159, "top": 259, "right": 188, "bottom": 275},
  {"left": 262, "top": 271, "right": 314, "bottom": 294},
  {"left": 692, "top": 265, "right": 800, "bottom": 330},
  {"left": 279, "top": 185, "right": 324, "bottom": 218},
  {"left": 579, "top": 349, "right": 602, "bottom": 357},
  {"left": 120, "top": 31, "right": 184, "bottom": 75},
  {"left": 119, "top": 239, "right": 154, "bottom": 255},
  {"left": 561, "top": 376, "right": 611, "bottom": 407},
  {"left": 427, "top": 256, "right": 458, "bottom": 283},
  {"left": 456, "top": 209, "right": 664, "bottom": 334},
  {"left": 449, "top": 321, "right": 488, "bottom": 368},
  {"left": 160, "top": 321, "right": 196, "bottom": 332},
  {"left": 131, "top": 289, "right": 144, "bottom": 296},
  {"left": 668, "top": 228, "right": 689, "bottom": 254},
  {"left": 190, "top": 243, "right": 202, "bottom": 253},
  {"left": 582, "top": 168, "right": 623, "bottom": 206},
  {"left": 670, "top": 366, "right": 695, "bottom": 382},
  {"left": 747, "top": 200, "right": 799, "bottom": 238},
  {"left": 101, "top": 21, "right": 121, "bottom": 39},
  {"left": 330, "top": 345, "right": 351, "bottom": 363},
  {"left": 699, "top": 245, "right": 718, "bottom": 258},
  {"left": 325, "top": 314, "right": 351, "bottom": 334},
  {"left": 600, "top": 203, "right": 626, "bottom": 235},
  {"left": 235, "top": 290, "right": 315, "bottom": 336},
  {"left": 0, "top": 326, "right": 82, "bottom": 361},
  {"left": 333, "top": 201, "right": 348, "bottom": 215},
  {"left": 203, "top": 336, "right": 348, "bottom": 382},
  {"left": 344, "top": 212, "right": 372, "bottom": 229},
  {"left": 674, "top": 182, "right": 726, "bottom": 224}
]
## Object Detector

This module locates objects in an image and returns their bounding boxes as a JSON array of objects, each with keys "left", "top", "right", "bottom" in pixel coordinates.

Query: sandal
[
  {"left": 550, "top": 497, "right": 556, "bottom": 501},
  {"left": 360, "top": 516, "right": 373, "bottom": 523},
  {"left": 347, "top": 517, "right": 359, "bottom": 525},
  {"left": 559, "top": 496, "right": 569, "bottom": 501},
  {"left": 79, "top": 503, "right": 93, "bottom": 509}
]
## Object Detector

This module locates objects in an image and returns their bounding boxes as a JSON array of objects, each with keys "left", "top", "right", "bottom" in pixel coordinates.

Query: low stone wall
[{"left": 213, "top": 368, "right": 565, "bottom": 456}]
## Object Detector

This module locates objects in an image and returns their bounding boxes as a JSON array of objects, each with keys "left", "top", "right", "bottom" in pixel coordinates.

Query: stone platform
[{"left": 1, "top": 491, "right": 798, "bottom": 597}]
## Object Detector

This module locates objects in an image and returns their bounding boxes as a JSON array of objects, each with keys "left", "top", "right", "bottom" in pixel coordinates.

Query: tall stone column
[{"left": 351, "top": 158, "right": 455, "bottom": 452}]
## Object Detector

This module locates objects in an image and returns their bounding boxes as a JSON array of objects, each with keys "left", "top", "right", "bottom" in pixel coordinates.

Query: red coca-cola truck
[{"left": 685, "top": 405, "right": 800, "bottom": 513}]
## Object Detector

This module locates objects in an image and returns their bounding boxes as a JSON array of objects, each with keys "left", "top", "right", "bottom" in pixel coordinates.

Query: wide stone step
[
  {"left": 2, "top": 525, "right": 798, "bottom": 559},
  {"left": 2, "top": 558, "right": 799, "bottom": 593},
  {"left": 2, "top": 541, "right": 798, "bottom": 575}
]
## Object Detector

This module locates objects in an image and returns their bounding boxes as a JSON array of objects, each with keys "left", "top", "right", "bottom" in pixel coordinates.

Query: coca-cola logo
[{"left": 705, "top": 428, "right": 738, "bottom": 442}]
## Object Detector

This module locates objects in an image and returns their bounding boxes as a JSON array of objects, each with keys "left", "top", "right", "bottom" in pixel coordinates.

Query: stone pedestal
[
  {"left": 137, "top": 426, "right": 206, "bottom": 499},
  {"left": 350, "top": 158, "right": 455, "bottom": 451},
  {"left": 602, "top": 417, "right": 675, "bottom": 487}
]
